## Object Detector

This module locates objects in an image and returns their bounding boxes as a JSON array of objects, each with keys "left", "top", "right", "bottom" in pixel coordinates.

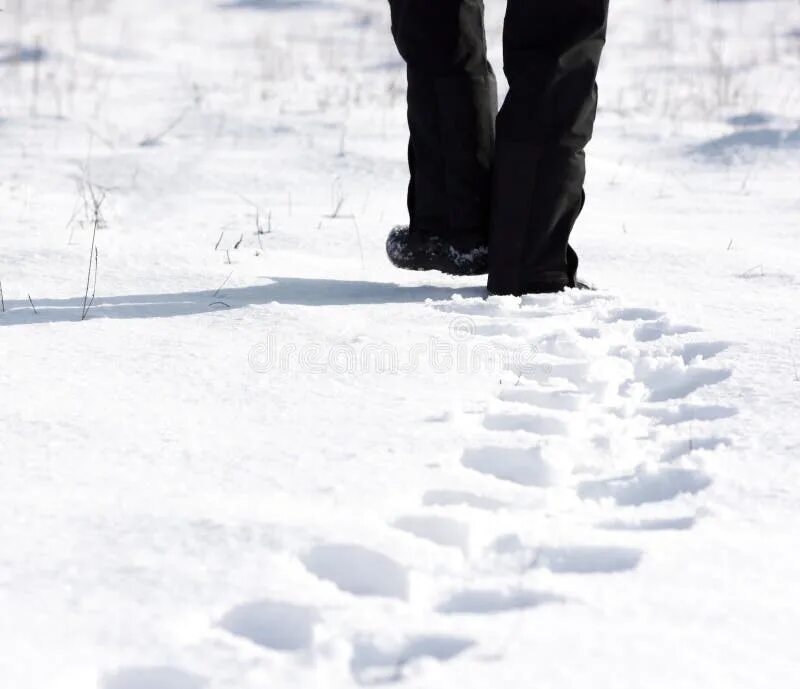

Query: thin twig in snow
[
  {"left": 214, "top": 271, "right": 233, "bottom": 298},
  {"left": 81, "top": 184, "right": 104, "bottom": 321},
  {"left": 139, "top": 105, "right": 191, "bottom": 147},
  {"left": 28, "top": 294, "right": 38, "bottom": 314}
]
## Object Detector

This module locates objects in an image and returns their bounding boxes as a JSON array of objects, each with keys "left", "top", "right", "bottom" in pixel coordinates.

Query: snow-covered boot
[{"left": 386, "top": 226, "right": 488, "bottom": 276}]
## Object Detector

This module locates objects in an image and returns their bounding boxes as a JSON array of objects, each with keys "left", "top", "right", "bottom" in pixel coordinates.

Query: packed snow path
[{"left": 2, "top": 0, "right": 800, "bottom": 687}]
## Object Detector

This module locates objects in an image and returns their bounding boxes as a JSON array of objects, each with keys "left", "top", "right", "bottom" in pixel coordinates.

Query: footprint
[
  {"left": 483, "top": 412, "right": 569, "bottom": 436},
  {"left": 634, "top": 321, "right": 700, "bottom": 342},
  {"left": 498, "top": 386, "right": 589, "bottom": 411},
  {"left": 302, "top": 544, "right": 409, "bottom": 600},
  {"left": 661, "top": 436, "right": 731, "bottom": 462},
  {"left": 422, "top": 490, "right": 506, "bottom": 511},
  {"left": 598, "top": 516, "right": 697, "bottom": 532},
  {"left": 351, "top": 635, "right": 474, "bottom": 685},
  {"left": 608, "top": 307, "right": 665, "bottom": 322},
  {"left": 393, "top": 515, "right": 471, "bottom": 554},
  {"left": 526, "top": 358, "right": 591, "bottom": 382},
  {"left": 677, "top": 341, "right": 730, "bottom": 363},
  {"left": 473, "top": 322, "right": 529, "bottom": 337},
  {"left": 579, "top": 467, "right": 712, "bottom": 506},
  {"left": 643, "top": 403, "right": 738, "bottom": 426},
  {"left": 462, "top": 445, "right": 569, "bottom": 487},
  {"left": 219, "top": 599, "right": 320, "bottom": 651},
  {"left": 643, "top": 366, "right": 731, "bottom": 402},
  {"left": 532, "top": 545, "right": 642, "bottom": 574},
  {"left": 102, "top": 667, "right": 205, "bottom": 689},
  {"left": 437, "top": 588, "right": 564, "bottom": 614}
]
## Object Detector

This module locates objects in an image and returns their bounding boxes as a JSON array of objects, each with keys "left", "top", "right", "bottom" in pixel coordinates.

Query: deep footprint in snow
[
  {"left": 497, "top": 386, "right": 590, "bottom": 411},
  {"left": 607, "top": 307, "right": 665, "bottom": 323},
  {"left": 598, "top": 516, "right": 697, "bottom": 532},
  {"left": 532, "top": 545, "right": 643, "bottom": 574},
  {"left": 643, "top": 366, "right": 732, "bottom": 402},
  {"left": 643, "top": 403, "right": 738, "bottom": 426},
  {"left": 661, "top": 436, "right": 732, "bottom": 461},
  {"left": 422, "top": 490, "right": 506, "bottom": 511},
  {"left": 462, "top": 445, "right": 569, "bottom": 487},
  {"left": 483, "top": 412, "right": 569, "bottom": 436},
  {"left": 676, "top": 341, "right": 731, "bottom": 363},
  {"left": 579, "top": 467, "right": 712, "bottom": 506},
  {"left": 219, "top": 599, "right": 320, "bottom": 651},
  {"left": 634, "top": 321, "right": 700, "bottom": 342},
  {"left": 351, "top": 635, "right": 474, "bottom": 685},
  {"left": 102, "top": 667, "right": 205, "bottom": 689},
  {"left": 473, "top": 321, "right": 530, "bottom": 337},
  {"left": 393, "top": 515, "right": 471, "bottom": 554},
  {"left": 437, "top": 588, "right": 564, "bottom": 614},
  {"left": 302, "top": 544, "right": 409, "bottom": 600}
]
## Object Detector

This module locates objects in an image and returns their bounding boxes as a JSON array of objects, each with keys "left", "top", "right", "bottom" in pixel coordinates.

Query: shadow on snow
[{"left": 0, "top": 277, "right": 485, "bottom": 326}]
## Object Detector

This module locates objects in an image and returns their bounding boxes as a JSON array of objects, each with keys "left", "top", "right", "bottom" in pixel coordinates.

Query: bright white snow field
[{"left": 1, "top": 0, "right": 799, "bottom": 687}]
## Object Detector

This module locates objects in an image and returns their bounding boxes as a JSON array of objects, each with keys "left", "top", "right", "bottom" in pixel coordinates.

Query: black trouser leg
[
  {"left": 488, "top": 0, "right": 609, "bottom": 295},
  {"left": 389, "top": 0, "right": 497, "bottom": 240}
]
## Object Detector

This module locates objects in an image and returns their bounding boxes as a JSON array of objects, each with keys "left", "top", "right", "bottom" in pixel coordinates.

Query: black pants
[{"left": 389, "top": 0, "right": 609, "bottom": 295}]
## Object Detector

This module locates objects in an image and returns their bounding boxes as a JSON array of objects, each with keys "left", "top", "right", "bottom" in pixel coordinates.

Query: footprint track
[
  {"left": 437, "top": 588, "right": 564, "bottom": 615},
  {"left": 111, "top": 292, "right": 734, "bottom": 686},
  {"left": 579, "top": 467, "right": 713, "bottom": 506},
  {"left": 302, "top": 544, "right": 409, "bottom": 600},
  {"left": 393, "top": 514, "right": 471, "bottom": 554},
  {"left": 351, "top": 635, "right": 474, "bottom": 685},
  {"left": 102, "top": 667, "right": 205, "bottom": 689},
  {"left": 482, "top": 411, "right": 570, "bottom": 436},
  {"left": 219, "top": 599, "right": 320, "bottom": 651},
  {"left": 462, "top": 445, "right": 571, "bottom": 487}
]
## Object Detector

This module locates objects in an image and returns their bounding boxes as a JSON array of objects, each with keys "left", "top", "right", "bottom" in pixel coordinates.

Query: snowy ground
[{"left": 1, "top": 0, "right": 799, "bottom": 687}]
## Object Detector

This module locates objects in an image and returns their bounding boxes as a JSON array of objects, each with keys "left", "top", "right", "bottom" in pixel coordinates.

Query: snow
[{"left": 1, "top": 0, "right": 799, "bottom": 687}]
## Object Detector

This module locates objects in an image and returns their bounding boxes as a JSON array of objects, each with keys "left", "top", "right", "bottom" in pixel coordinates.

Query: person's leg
[
  {"left": 488, "top": 0, "right": 609, "bottom": 295},
  {"left": 389, "top": 0, "right": 497, "bottom": 243}
]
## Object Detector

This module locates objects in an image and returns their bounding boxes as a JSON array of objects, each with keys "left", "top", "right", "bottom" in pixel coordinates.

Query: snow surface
[{"left": 1, "top": 0, "right": 799, "bottom": 687}]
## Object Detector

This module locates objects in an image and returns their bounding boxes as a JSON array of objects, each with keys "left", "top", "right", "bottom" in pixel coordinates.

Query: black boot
[
  {"left": 386, "top": 225, "right": 488, "bottom": 276},
  {"left": 388, "top": 0, "right": 497, "bottom": 263},
  {"left": 487, "top": 1, "right": 609, "bottom": 296}
]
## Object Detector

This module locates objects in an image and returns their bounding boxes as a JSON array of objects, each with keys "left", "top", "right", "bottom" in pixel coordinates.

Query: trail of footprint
[
  {"left": 607, "top": 307, "right": 665, "bottom": 322},
  {"left": 351, "top": 635, "right": 474, "bottom": 685},
  {"left": 532, "top": 545, "right": 643, "bottom": 574},
  {"left": 422, "top": 490, "right": 506, "bottom": 511},
  {"left": 302, "top": 544, "right": 409, "bottom": 600},
  {"left": 462, "top": 445, "right": 570, "bottom": 487},
  {"left": 643, "top": 366, "right": 732, "bottom": 402},
  {"left": 498, "top": 386, "right": 590, "bottom": 411},
  {"left": 635, "top": 320, "right": 701, "bottom": 342},
  {"left": 437, "top": 588, "right": 564, "bottom": 615},
  {"left": 393, "top": 515, "right": 471, "bottom": 554},
  {"left": 102, "top": 667, "right": 205, "bottom": 689},
  {"left": 598, "top": 516, "right": 697, "bottom": 532},
  {"left": 676, "top": 341, "right": 731, "bottom": 363},
  {"left": 643, "top": 403, "right": 738, "bottom": 426},
  {"left": 579, "top": 467, "right": 712, "bottom": 506},
  {"left": 483, "top": 412, "right": 570, "bottom": 436},
  {"left": 219, "top": 599, "right": 320, "bottom": 651},
  {"left": 661, "top": 436, "right": 732, "bottom": 462}
]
